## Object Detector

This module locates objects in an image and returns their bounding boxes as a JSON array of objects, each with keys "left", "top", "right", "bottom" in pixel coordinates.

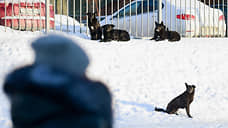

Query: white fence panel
[{"left": 0, "top": 0, "right": 227, "bottom": 38}]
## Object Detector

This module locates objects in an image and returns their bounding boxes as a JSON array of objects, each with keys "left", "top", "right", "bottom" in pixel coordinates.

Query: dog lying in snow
[
  {"left": 151, "top": 21, "right": 167, "bottom": 41},
  {"left": 151, "top": 21, "right": 180, "bottom": 42},
  {"left": 166, "top": 28, "right": 181, "bottom": 42},
  {"left": 100, "top": 24, "right": 130, "bottom": 42},
  {"left": 155, "top": 83, "right": 196, "bottom": 118}
]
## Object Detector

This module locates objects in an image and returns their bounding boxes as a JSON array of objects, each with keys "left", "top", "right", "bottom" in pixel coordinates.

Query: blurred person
[{"left": 3, "top": 34, "right": 113, "bottom": 128}]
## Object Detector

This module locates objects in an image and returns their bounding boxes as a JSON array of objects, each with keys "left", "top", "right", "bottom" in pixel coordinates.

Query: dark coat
[{"left": 3, "top": 65, "right": 112, "bottom": 128}]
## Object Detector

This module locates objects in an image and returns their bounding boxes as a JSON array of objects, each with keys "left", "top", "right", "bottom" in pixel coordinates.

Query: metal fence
[{"left": 0, "top": 0, "right": 227, "bottom": 38}]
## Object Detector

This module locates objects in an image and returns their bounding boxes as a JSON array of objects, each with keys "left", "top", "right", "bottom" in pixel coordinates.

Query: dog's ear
[
  {"left": 102, "top": 25, "right": 106, "bottom": 29},
  {"left": 192, "top": 85, "right": 196, "bottom": 88},
  {"left": 185, "top": 83, "right": 189, "bottom": 88},
  {"left": 161, "top": 21, "right": 164, "bottom": 25},
  {"left": 111, "top": 24, "right": 115, "bottom": 28},
  {"left": 155, "top": 21, "right": 158, "bottom": 26}
]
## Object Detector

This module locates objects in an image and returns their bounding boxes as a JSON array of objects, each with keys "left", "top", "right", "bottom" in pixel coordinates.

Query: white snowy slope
[{"left": 0, "top": 26, "right": 228, "bottom": 128}]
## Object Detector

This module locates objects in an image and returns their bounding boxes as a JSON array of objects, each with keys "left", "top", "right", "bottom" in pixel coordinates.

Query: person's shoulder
[
  {"left": 83, "top": 77, "right": 109, "bottom": 88},
  {"left": 3, "top": 65, "right": 34, "bottom": 93},
  {"left": 5, "top": 65, "right": 34, "bottom": 83},
  {"left": 88, "top": 79, "right": 111, "bottom": 97},
  {"left": 73, "top": 77, "right": 111, "bottom": 96}
]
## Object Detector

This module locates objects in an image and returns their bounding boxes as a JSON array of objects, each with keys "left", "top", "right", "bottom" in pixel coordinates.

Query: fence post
[
  {"left": 45, "top": 0, "right": 50, "bottom": 33},
  {"left": 158, "top": 0, "right": 162, "bottom": 23}
]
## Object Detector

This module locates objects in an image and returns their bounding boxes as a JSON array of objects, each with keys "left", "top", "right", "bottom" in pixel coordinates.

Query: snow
[{"left": 1, "top": 24, "right": 228, "bottom": 128}]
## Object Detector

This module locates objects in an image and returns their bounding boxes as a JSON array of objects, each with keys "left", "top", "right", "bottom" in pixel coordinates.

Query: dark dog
[
  {"left": 86, "top": 12, "right": 102, "bottom": 40},
  {"left": 166, "top": 28, "right": 181, "bottom": 42},
  {"left": 100, "top": 24, "right": 130, "bottom": 42},
  {"left": 150, "top": 21, "right": 167, "bottom": 41},
  {"left": 155, "top": 83, "right": 196, "bottom": 118},
  {"left": 151, "top": 21, "right": 181, "bottom": 42}
]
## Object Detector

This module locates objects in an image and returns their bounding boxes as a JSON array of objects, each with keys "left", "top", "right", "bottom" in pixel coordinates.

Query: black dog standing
[
  {"left": 101, "top": 24, "right": 130, "bottom": 42},
  {"left": 87, "top": 12, "right": 102, "bottom": 40},
  {"left": 155, "top": 83, "right": 196, "bottom": 118}
]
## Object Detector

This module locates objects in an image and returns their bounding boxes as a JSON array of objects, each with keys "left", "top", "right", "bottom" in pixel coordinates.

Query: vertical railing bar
[
  {"left": 222, "top": 0, "right": 224, "bottom": 37},
  {"left": 185, "top": 0, "right": 187, "bottom": 37},
  {"left": 195, "top": 0, "right": 196, "bottom": 37},
  {"left": 33, "top": 0, "right": 36, "bottom": 31},
  {"left": 45, "top": 0, "right": 50, "bottom": 33},
  {"left": 54, "top": 0, "right": 56, "bottom": 31},
  {"left": 111, "top": 0, "right": 113, "bottom": 24},
  {"left": 39, "top": 0, "right": 42, "bottom": 31},
  {"left": 25, "top": 0, "right": 28, "bottom": 30},
  {"left": 218, "top": 0, "right": 219, "bottom": 37},
  {"left": 124, "top": 0, "right": 126, "bottom": 29},
  {"left": 141, "top": 0, "right": 143, "bottom": 37},
  {"left": 213, "top": 0, "right": 215, "bottom": 36},
  {"left": 32, "top": 0, "right": 34, "bottom": 31},
  {"left": 180, "top": 0, "right": 182, "bottom": 36},
  {"left": 147, "top": 0, "right": 149, "bottom": 37},
  {"left": 190, "top": 0, "right": 191, "bottom": 38},
  {"left": 34, "top": 0, "right": 37, "bottom": 31},
  {"left": 99, "top": 0, "right": 101, "bottom": 21},
  {"left": 158, "top": 0, "right": 162, "bottom": 23},
  {"left": 153, "top": 0, "right": 154, "bottom": 32},
  {"left": 86, "top": 0, "right": 89, "bottom": 35},
  {"left": 135, "top": 0, "right": 137, "bottom": 37},
  {"left": 208, "top": 0, "right": 210, "bottom": 37},
  {"left": 12, "top": 0, "right": 14, "bottom": 29},
  {"left": 19, "top": 0, "right": 21, "bottom": 30},
  {"left": 175, "top": 0, "right": 177, "bottom": 31},
  {"left": 60, "top": 0, "right": 62, "bottom": 31},
  {"left": 80, "top": 0, "right": 82, "bottom": 33},
  {"left": 129, "top": 0, "right": 131, "bottom": 34},
  {"left": 67, "top": 0, "right": 69, "bottom": 33},
  {"left": 117, "top": 0, "right": 119, "bottom": 29},
  {"left": 199, "top": 0, "right": 201, "bottom": 37},
  {"left": 170, "top": 0, "right": 172, "bottom": 30},
  {"left": 4, "top": 0, "right": 6, "bottom": 32},
  {"left": 93, "top": 0, "right": 94, "bottom": 13},
  {"left": 227, "top": 0, "right": 228, "bottom": 37},
  {"left": 165, "top": 0, "right": 167, "bottom": 26},
  {"left": 204, "top": 0, "right": 206, "bottom": 37},
  {"left": 73, "top": 0, "right": 75, "bottom": 33},
  {"left": 105, "top": 0, "right": 107, "bottom": 24}
]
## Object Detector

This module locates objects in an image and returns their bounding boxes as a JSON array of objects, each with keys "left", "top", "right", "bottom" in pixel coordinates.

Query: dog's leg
[
  {"left": 168, "top": 108, "right": 178, "bottom": 114},
  {"left": 186, "top": 105, "right": 192, "bottom": 118},
  {"left": 150, "top": 37, "right": 156, "bottom": 40},
  {"left": 100, "top": 39, "right": 106, "bottom": 42},
  {"left": 100, "top": 39, "right": 112, "bottom": 42}
]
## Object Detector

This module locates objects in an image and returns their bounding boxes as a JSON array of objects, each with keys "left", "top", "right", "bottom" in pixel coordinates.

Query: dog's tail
[{"left": 154, "top": 107, "right": 168, "bottom": 113}]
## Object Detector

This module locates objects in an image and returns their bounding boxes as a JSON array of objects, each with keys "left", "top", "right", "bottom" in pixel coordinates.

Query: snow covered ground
[{"left": 0, "top": 25, "right": 228, "bottom": 128}]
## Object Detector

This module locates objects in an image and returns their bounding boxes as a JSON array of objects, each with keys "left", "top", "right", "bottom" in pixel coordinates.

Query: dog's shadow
[{"left": 116, "top": 100, "right": 155, "bottom": 112}]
